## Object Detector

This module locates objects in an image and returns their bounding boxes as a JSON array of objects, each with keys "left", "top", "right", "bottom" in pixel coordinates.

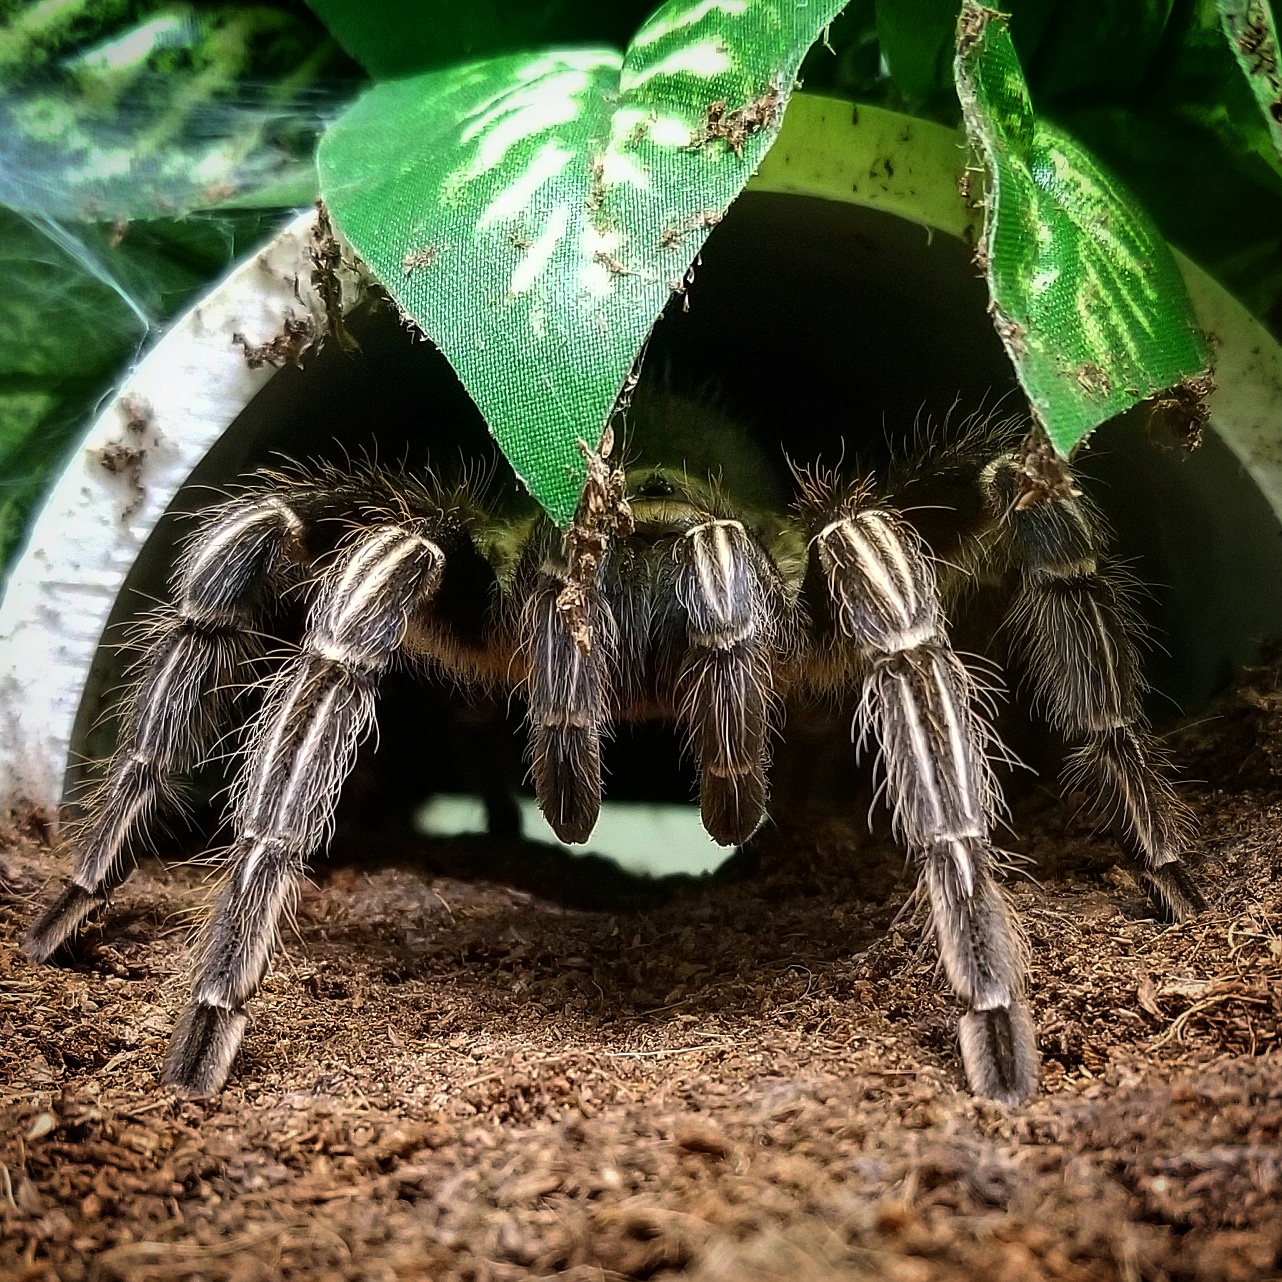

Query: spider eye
[{"left": 635, "top": 473, "right": 676, "bottom": 498}]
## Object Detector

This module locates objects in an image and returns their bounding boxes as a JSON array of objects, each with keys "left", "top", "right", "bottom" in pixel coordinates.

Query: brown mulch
[{"left": 2, "top": 660, "right": 1281, "bottom": 1281}]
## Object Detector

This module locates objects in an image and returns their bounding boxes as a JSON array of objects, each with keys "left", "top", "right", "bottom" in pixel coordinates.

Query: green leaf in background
[
  {"left": 1219, "top": 0, "right": 1282, "bottom": 162},
  {"left": 0, "top": 204, "right": 284, "bottom": 562},
  {"left": 0, "top": 0, "right": 353, "bottom": 572},
  {"left": 0, "top": 1, "right": 354, "bottom": 221},
  {"left": 954, "top": 2, "right": 1210, "bottom": 455},
  {"left": 319, "top": 0, "right": 849, "bottom": 526},
  {"left": 303, "top": 0, "right": 660, "bottom": 82}
]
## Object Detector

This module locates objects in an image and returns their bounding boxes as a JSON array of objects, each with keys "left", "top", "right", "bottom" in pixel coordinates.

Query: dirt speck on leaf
[
  {"left": 593, "top": 249, "right": 632, "bottom": 278},
  {"left": 402, "top": 246, "right": 439, "bottom": 276},
  {"left": 957, "top": 2, "right": 1003, "bottom": 58},
  {"left": 1074, "top": 361, "right": 1112, "bottom": 399},
  {"left": 587, "top": 155, "right": 608, "bottom": 224},
  {"left": 310, "top": 200, "right": 359, "bottom": 355},
  {"left": 989, "top": 307, "right": 1026, "bottom": 360},
  {"left": 687, "top": 86, "right": 785, "bottom": 159},
  {"left": 659, "top": 210, "right": 724, "bottom": 251}
]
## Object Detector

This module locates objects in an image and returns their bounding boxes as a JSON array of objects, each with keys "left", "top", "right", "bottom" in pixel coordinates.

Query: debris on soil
[
  {"left": 3, "top": 652, "right": 1281, "bottom": 1281},
  {"left": 233, "top": 313, "right": 316, "bottom": 370},
  {"left": 556, "top": 429, "right": 634, "bottom": 656}
]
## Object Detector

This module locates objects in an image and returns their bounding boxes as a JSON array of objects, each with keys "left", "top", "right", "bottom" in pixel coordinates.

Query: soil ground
[{"left": 2, "top": 659, "right": 1281, "bottom": 1282}]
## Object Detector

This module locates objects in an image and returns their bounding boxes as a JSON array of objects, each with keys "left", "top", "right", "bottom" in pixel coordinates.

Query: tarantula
[{"left": 23, "top": 390, "right": 1205, "bottom": 1104}]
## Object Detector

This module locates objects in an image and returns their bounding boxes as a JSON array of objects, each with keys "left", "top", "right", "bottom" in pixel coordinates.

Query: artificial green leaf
[
  {"left": 866, "top": 1, "right": 1282, "bottom": 333},
  {"left": 1218, "top": 0, "right": 1282, "bottom": 162},
  {"left": 954, "top": 2, "right": 1210, "bottom": 454},
  {"left": 0, "top": 1, "right": 350, "bottom": 221},
  {"left": 319, "top": 0, "right": 849, "bottom": 526}
]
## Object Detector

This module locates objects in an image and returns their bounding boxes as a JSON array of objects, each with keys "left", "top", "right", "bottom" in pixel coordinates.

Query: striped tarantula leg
[
  {"left": 23, "top": 495, "right": 309, "bottom": 963},
  {"left": 987, "top": 453, "right": 1205, "bottom": 921},
  {"left": 814, "top": 499, "right": 1037, "bottom": 1103},
  {"left": 165, "top": 523, "right": 445, "bottom": 1094},
  {"left": 674, "top": 519, "right": 783, "bottom": 845},
  {"left": 522, "top": 563, "right": 616, "bottom": 845}
]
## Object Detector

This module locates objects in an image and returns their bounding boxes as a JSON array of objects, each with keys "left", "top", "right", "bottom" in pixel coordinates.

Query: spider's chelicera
[{"left": 23, "top": 392, "right": 1206, "bottom": 1103}]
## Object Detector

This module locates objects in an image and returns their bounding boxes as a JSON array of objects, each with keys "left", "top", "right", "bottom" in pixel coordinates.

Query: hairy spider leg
[
  {"left": 670, "top": 517, "right": 787, "bottom": 845},
  {"left": 23, "top": 493, "right": 314, "bottom": 963},
  {"left": 165, "top": 520, "right": 448, "bottom": 1093},
  {"left": 809, "top": 490, "right": 1037, "bottom": 1104},
  {"left": 987, "top": 458, "right": 1206, "bottom": 921}
]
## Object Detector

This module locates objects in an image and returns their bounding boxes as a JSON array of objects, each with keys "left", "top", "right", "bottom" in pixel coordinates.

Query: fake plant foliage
[
  {"left": 0, "top": 0, "right": 345, "bottom": 567},
  {"left": 2, "top": 0, "right": 1277, "bottom": 568},
  {"left": 0, "top": 2, "right": 343, "bottom": 220},
  {"left": 1218, "top": 0, "right": 1282, "bottom": 163},
  {"left": 955, "top": 3, "right": 1211, "bottom": 456},
  {"left": 317, "top": 0, "right": 848, "bottom": 526}
]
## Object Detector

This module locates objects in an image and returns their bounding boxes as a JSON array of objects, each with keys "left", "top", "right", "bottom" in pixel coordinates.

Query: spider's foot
[
  {"left": 163, "top": 1002, "right": 247, "bottom": 1096},
  {"left": 534, "top": 728, "right": 602, "bottom": 845},
  {"left": 958, "top": 1001, "right": 1038, "bottom": 1105},
  {"left": 700, "top": 767, "right": 767, "bottom": 847},
  {"left": 1139, "top": 861, "right": 1207, "bottom": 923},
  {"left": 22, "top": 881, "right": 107, "bottom": 963}
]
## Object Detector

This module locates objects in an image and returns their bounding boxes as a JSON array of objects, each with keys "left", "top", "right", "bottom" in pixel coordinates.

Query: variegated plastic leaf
[
  {"left": 318, "top": 0, "right": 849, "bottom": 526},
  {"left": 0, "top": 2, "right": 344, "bottom": 220},
  {"left": 1218, "top": 0, "right": 1282, "bottom": 163},
  {"left": 955, "top": 3, "right": 1211, "bottom": 455}
]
